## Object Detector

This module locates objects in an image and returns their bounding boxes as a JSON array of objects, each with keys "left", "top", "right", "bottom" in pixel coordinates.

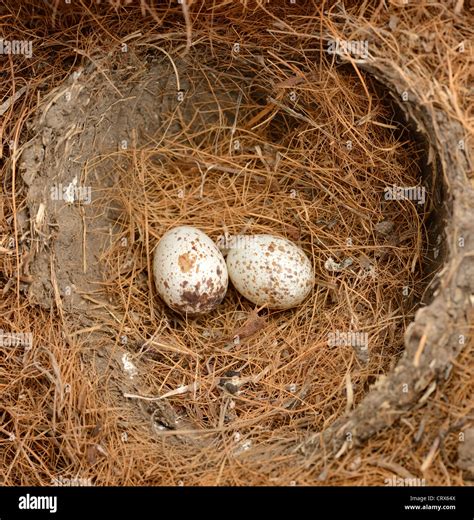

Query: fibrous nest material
[{"left": 0, "top": 1, "right": 472, "bottom": 486}]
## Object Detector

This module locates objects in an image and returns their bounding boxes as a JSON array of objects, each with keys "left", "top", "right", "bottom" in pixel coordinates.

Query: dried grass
[{"left": 0, "top": 0, "right": 472, "bottom": 486}]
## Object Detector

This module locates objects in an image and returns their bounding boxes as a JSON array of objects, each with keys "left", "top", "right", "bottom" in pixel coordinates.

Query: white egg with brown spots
[
  {"left": 225, "top": 234, "right": 314, "bottom": 310},
  {"left": 153, "top": 226, "right": 228, "bottom": 315}
]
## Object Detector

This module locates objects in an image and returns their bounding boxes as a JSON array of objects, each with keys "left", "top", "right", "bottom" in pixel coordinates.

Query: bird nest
[{"left": 1, "top": 1, "right": 472, "bottom": 485}]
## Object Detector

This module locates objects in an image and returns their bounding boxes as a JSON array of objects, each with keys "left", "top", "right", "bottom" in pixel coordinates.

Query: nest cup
[{"left": 3, "top": 2, "right": 473, "bottom": 485}]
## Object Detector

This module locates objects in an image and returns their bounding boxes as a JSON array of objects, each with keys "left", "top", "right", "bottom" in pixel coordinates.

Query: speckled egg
[
  {"left": 153, "top": 226, "right": 228, "bottom": 315},
  {"left": 225, "top": 234, "right": 314, "bottom": 310}
]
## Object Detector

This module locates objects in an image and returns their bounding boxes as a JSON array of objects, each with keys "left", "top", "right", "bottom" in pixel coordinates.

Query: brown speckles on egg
[
  {"left": 153, "top": 226, "right": 228, "bottom": 315},
  {"left": 178, "top": 252, "right": 196, "bottom": 273},
  {"left": 226, "top": 234, "right": 314, "bottom": 310},
  {"left": 176, "top": 284, "right": 226, "bottom": 315}
]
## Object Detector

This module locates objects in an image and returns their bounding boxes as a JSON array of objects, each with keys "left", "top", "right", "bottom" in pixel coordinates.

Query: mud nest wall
[{"left": 0, "top": 1, "right": 473, "bottom": 486}]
